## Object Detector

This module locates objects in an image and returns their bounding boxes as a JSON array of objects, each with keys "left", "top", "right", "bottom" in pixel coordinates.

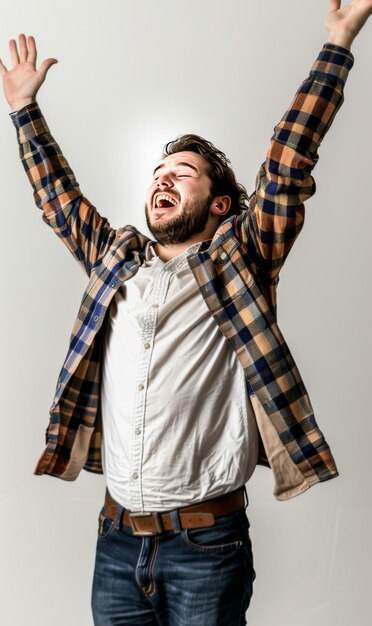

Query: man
[{"left": 1, "top": 1, "right": 370, "bottom": 624}]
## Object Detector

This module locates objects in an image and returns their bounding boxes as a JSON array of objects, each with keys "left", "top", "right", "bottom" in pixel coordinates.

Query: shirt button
[
  {"left": 152, "top": 303, "right": 159, "bottom": 309},
  {"left": 132, "top": 472, "right": 138, "bottom": 480},
  {"left": 138, "top": 383, "right": 144, "bottom": 390},
  {"left": 93, "top": 315, "right": 99, "bottom": 322},
  {"left": 135, "top": 428, "right": 141, "bottom": 436},
  {"left": 144, "top": 342, "right": 151, "bottom": 349}
]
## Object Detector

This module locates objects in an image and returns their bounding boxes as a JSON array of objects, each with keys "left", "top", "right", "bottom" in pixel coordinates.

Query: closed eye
[{"left": 152, "top": 171, "right": 193, "bottom": 182}]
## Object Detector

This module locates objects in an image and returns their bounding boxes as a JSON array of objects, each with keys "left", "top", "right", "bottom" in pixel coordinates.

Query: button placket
[{"left": 129, "top": 265, "right": 171, "bottom": 511}]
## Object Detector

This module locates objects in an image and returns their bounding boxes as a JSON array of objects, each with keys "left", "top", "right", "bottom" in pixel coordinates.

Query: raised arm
[
  {"left": 0, "top": 34, "right": 116, "bottom": 276},
  {"left": 235, "top": 0, "right": 371, "bottom": 288}
]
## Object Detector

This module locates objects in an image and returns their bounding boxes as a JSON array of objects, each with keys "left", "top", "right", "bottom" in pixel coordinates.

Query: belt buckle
[{"left": 128, "top": 511, "right": 163, "bottom": 536}]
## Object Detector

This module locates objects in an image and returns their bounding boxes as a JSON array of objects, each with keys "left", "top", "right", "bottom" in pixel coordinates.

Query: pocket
[
  {"left": 181, "top": 511, "right": 249, "bottom": 553},
  {"left": 97, "top": 507, "right": 115, "bottom": 541}
]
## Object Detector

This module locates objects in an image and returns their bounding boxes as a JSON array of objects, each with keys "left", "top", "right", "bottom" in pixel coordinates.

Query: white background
[{"left": 0, "top": 1, "right": 371, "bottom": 624}]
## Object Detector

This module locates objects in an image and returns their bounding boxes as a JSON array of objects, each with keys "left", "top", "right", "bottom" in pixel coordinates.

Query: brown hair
[{"left": 162, "top": 134, "right": 249, "bottom": 218}]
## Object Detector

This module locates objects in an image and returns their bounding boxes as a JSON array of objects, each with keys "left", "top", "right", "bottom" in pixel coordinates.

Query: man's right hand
[{"left": 0, "top": 34, "right": 57, "bottom": 111}]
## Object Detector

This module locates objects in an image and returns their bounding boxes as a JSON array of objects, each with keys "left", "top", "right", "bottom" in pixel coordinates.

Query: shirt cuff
[
  {"left": 10, "top": 102, "right": 50, "bottom": 142},
  {"left": 310, "top": 42, "right": 354, "bottom": 87}
]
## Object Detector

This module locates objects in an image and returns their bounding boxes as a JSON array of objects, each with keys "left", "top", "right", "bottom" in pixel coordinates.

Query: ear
[{"left": 209, "top": 195, "right": 231, "bottom": 218}]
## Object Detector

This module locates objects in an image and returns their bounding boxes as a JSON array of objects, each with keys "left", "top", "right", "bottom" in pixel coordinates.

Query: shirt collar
[{"left": 144, "top": 240, "right": 203, "bottom": 264}]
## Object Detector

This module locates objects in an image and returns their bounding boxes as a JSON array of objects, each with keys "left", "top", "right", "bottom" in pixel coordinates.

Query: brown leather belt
[{"left": 104, "top": 487, "right": 246, "bottom": 536}]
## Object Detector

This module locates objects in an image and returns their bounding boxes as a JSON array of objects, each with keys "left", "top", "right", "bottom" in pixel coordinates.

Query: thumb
[{"left": 38, "top": 57, "right": 58, "bottom": 78}]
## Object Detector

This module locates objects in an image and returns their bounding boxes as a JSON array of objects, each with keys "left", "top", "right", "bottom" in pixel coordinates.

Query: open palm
[
  {"left": 326, "top": 0, "right": 372, "bottom": 39},
  {"left": 0, "top": 34, "right": 57, "bottom": 110}
]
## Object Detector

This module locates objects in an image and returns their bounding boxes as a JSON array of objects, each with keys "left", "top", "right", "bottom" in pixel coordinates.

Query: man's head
[{"left": 145, "top": 134, "right": 249, "bottom": 245}]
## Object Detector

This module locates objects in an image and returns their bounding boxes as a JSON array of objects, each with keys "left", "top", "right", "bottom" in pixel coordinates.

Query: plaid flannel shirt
[{"left": 11, "top": 43, "right": 354, "bottom": 500}]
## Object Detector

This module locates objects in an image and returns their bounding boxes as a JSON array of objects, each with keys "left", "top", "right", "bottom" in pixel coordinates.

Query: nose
[{"left": 156, "top": 172, "right": 173, "bottom": 189}]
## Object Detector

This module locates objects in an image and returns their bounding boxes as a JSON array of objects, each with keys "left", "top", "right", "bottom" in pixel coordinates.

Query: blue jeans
[{"left": 91, "top": 499, "right": 255, "bottom": 626}]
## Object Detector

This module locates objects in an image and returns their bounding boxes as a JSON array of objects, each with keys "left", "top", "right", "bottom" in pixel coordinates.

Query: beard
[{"left": 145, "top": 194, "right": 213, "bottom": 245}]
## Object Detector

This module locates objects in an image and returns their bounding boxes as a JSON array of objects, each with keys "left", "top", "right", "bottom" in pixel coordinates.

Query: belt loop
[
  {"left": 169, "top": 509, "right": 182, "bottom": 534},
  {"left": 114, "top": 504, "right": 124, "bottom": 530},
  {"left": 243, "top": 485, "right": 249, "bottom": 509}
]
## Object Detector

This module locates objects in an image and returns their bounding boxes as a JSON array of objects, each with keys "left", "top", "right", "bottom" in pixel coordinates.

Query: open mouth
[{"left": 153, "top": 193, "right": 178, "bottom": 210}]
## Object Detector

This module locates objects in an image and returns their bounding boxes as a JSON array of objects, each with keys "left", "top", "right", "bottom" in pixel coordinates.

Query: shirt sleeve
[
  {"left": 11, "top": 104, "right": 117, "bottom": 276},
  {"left": 235, "top": 42, "right": 354, "bottom": 285}
]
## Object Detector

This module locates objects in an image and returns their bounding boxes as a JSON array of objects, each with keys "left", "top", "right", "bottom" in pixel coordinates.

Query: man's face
[{"left": 145, "top": 151, "right": 215, "bottom": 245}]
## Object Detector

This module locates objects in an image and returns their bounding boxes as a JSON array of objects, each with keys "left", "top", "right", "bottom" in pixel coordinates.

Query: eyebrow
[{"left": 153, "top": 161, "right": 199, "bottom": 176}]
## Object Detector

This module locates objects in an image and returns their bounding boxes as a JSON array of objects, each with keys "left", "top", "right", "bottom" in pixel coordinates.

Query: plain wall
[{"left": 0, "top": 1, "right": 371, "bottom": 624}]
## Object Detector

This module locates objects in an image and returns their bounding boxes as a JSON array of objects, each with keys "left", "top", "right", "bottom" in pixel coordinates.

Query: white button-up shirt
[{"left": 100, "top": 241, "right": 259, "bottom": 511}]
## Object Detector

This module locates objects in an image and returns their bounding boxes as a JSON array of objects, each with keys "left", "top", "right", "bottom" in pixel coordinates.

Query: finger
[
  {"left": 18, "top": 33, "right": 27, "bottom": 63},
  {"left": 27, "top": 35, "right": 37, "bottom": 65},
  {"left": 38, "top": 57, "right": 58, "bottom": 78},
  {"left": 0, "top": 58, "right": 8, "bottom": 75},
  {"left": 9, "top": 39, "right": 20, "bottom": 66},
  {"left": 329, "top": 0, "right": 341, "bottom": 11}
]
